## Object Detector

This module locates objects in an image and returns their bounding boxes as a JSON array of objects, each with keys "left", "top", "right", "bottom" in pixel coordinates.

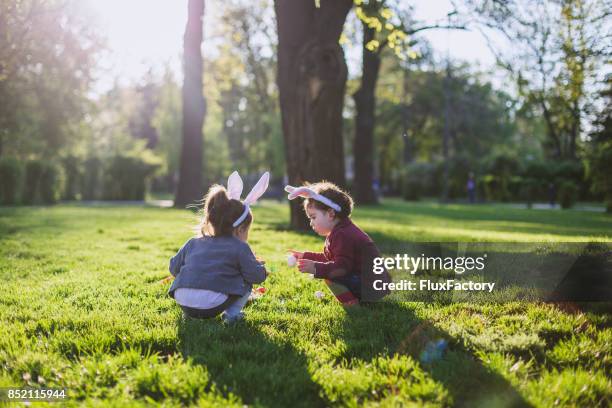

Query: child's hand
[
  {"left": 287, "top": 249, "right": 304, "bottom": 259},
  {"left": 297, "top": 259, "right": 316, "bottom": 274}
]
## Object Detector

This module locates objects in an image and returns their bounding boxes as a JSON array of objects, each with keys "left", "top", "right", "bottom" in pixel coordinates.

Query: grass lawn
[{"left": 0, "top": 199, "right": 610, "bottom": 407}]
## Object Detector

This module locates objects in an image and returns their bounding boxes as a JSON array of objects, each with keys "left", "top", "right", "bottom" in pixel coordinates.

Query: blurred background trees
[{"left": 0, "top": 0, "right": 610, "bottom": 214}]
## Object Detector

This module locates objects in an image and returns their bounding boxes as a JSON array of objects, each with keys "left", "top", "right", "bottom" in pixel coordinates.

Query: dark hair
[
  {"left": 200, "top": 185, "right": 252, "bottom": 236},
  {"left": 303, "top": 181, "right": 353, "bottom": 219}
]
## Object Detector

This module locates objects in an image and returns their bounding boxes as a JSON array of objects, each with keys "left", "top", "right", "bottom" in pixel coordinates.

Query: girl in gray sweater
[{"left": 169, "top": 172, "right": 269, "bottom": 323}]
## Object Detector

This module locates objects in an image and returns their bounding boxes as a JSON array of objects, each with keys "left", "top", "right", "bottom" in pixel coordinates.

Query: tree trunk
[
  {"left": 175, "top": 0, "right": 206, "bottom": 208},
  {"left": 275, "top": 0, "right": 352, "bottom": 229},
  {"left": 352, "top": 24, "right": 381, "bottom": 205},
  {"left": 569, "top": 100, "right": 580, "bottom": 160},
  {"left": 441, "top": 63, "right": 451, "bottom": 202},
  {"left": 402, "top": 67, "right": 413, "bottom": 165}
]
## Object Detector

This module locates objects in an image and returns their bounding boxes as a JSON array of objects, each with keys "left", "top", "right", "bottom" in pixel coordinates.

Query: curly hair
[{"left": 302, "top": 181, "right": 354, "bottom": 219}]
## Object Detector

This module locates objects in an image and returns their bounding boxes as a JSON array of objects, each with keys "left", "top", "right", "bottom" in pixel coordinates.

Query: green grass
[{"left": 0, "top": 199, "right": 610, "bottom": 407}]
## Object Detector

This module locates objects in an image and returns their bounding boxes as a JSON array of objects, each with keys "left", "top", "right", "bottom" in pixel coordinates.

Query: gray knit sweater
[{"left": 168, "top": 236, "right": 266, "bottom": 297}]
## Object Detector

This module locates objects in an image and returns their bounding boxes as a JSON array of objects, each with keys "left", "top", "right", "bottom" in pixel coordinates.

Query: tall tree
[
  {"left": 588, "top": 76, "right": 612, "bottom": 212},
  {"left": 274, "top": 0, "right": 352, "bottom": 229},
  {"left": 352, "top": 2, "right": 385, "bottom": 204},
  {"left": 0, "top": 0, "right": 100, "bottom": 158},
  {"left": 214, "top": 0, "right": 283, "bottom": 177},
  {"left": 464, "top": 0, "right": 610, "bottom": 160},
  {"left": 351, "top": 1, "right": 464, "bottom": 203},
  {"left": 175, "top": 0, "right": 206, "bottom": 208},
  {"left": 374, "top": 61, "right": 526, "bottom": 192},
  {"left": 129, "top": 70, "right": 161, "bottom": 149}
]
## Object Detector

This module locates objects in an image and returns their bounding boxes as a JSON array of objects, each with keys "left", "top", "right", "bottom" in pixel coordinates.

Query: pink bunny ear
[
  {"left": 227, "top": 171, "right": 243, "bottom": 200},
  {"left": 244, "top": 172, "right": 270, "bottom": 204}
]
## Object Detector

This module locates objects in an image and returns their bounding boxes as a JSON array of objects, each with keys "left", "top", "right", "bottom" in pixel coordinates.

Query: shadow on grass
[
  {"left": 339, "top": 302, "right": 533, "bottom": 407},
  {"left": 175, "top": 302, "right": 532, "bottom": 407},
  {"left": 177, "top": 314, "right": 326, "bottom": 407}
]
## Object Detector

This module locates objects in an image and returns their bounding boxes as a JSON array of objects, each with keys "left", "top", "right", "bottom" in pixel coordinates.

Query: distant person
[
  {"left": 372, "top": 178, "right": 381, "bottom": 200},
  {"left": 467, "top": 172, "right": 476, "bottom": 204},
  {"left": 285, "top": 181, "right": 391, "bottom": 306},
  {"left": 167, "top": 171, "right": 269, "bottom": 323},
  {"left": 549, "top": 182, "right": 556, "bottom": 208}
]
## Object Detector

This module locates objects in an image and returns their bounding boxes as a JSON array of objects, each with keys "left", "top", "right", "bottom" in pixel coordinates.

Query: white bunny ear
[
  {"left": 285, "top": 185, "right": 342, "bottom": 212},
  {"left": 285, "top": 186, "right": 316, "bottom": 200},
  {"left": 244, "top": 172, "right": 270, "bottom": 204},
  {"left": 284, "top": 185, "right": 296, "bottom": 196},
  {"left": 227, "top": 171, "right": 243, "bottom": 200}
]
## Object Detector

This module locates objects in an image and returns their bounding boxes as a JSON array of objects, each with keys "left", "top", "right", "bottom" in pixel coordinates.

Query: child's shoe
[{"left": 222, "top": 311, "right": 245, "bottom": 324}]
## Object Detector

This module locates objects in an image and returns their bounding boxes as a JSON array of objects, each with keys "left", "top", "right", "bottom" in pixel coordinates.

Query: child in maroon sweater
[{"left": 286, "top": 182, "right": 390, "bottom": 306}]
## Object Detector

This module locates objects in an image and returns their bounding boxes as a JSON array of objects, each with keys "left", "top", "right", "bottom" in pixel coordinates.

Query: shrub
[
  {"left": 39, "top": 162, "right": 64, "bottom": 204},
  {"left": 485, "top": 153, "right": 520, "bottom": 202},
  {"left": 446, "top": 155, "right": 474, "bottom": 200},
  {"left": 82, "top": 156, "right": 102, "bottom": 200},
  {"left": 520, "top": 178, "right": 542, "bottom": 209},
  {"left": 480, "top": 174, "right": 498, "bottom": 202},
  {"left": 520, "top": 160, "right": 552, "bottom": 202},
  {"left": 552, "top": 160, "right": 584, "bottom": 183},
  {"left": 62, "top": 155, "right": 82, "bottom": 201},
  {"left": 522, "top": 160, "right": 551, "bottom": 182},
  {"left": 588, "top": 141, "right": 612, "bottom": 213},
  {"left": 558, "top": 181, "right": 579, "bottom": 209},
  {"left": 0, "top": 157, "right": 22, "bottom": 205},
  {"left": 401, "top": 162, "right": 437, "bottom": 201},
  {"left": 22, "top": 160, "right": 45, "bottom": 204},
  {"left": 22, "top": 160, "right": 64, "bottom": 205},
  {"left": 103, "top": 153, "right": 161, "bottom": 200}
]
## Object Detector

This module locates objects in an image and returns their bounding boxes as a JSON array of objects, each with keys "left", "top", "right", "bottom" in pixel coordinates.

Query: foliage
[
  {"left": 152, "top": 69, "right": 183, "bottom": 192},
  {"left": 21, "top": 160, "right": 64, "bottom": 205},
  {"left": 558, "top": 181, "right": 579, "bottom": 209},
  {"left": 397, "top": 151, "right": 590, "bottom": 205},
  {"left": 103, "top": 152, "right": 162, "bottom": 201},
  {"left": 463, "top": 0, "right": 610, "bottom": 160},
  {"left": 375, "top": 59, "right": 525, "bottom": 193},
  {"left": 483, "top": 152, "right": 521, "bottom": 202},
  {"left": 520, "top": 178, "right": 540, "bottom": 209},
  {"left": 129, "top": 71, "right": 161, "bottom": 149},
  {"left": 589, "top": 143, "right": 612, "bottom": 212},
  {"left": 552, "top": 160, "right": 584, "bottom": 186},
  {"left": 587, "top": 77, "right": 612, "bottom": 212},
  {"left": 0, "top": 0, "right": 102, "bottom": 158},
  {"left": 400, "top": 161, "right": 437, "bottom": 201},
  {"left": 351, "top": 0, "right": 418, "bottom": 61},
  {"left": 81, "top": 156, "right": 103, "bottom": 201},
  {"left": 210, "top": 0, "right": 284, "bottom": 179},
  {"left": 61, "top": 155, "right": 82, "bottom": 201},
  {"left": 21, "top": 160, "right": 45, "bottom": 205},
  {"left": 0, "top": 157, "right": 22, "bottom": 205},
  {"left": 39, "top": 162, "right": 64, "bottom": 204}
]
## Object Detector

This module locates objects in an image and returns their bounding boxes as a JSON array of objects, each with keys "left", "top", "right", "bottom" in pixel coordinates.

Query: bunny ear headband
[
  {"left": 227, "top": 171, "right": 270, "bottom": 227},
  {"left": 284, "top": 185, "right": 341, "bottom": 212}
]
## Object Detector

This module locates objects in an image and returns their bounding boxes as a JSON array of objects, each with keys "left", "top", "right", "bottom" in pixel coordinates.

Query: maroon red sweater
[{"left": 303, "top": 218, "right": 380, "bottom": 279}]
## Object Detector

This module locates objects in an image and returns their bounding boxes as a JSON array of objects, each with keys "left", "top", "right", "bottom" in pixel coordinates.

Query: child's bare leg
[{"left": 324, "top": 279, "right": 359, "bottom": 306}]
